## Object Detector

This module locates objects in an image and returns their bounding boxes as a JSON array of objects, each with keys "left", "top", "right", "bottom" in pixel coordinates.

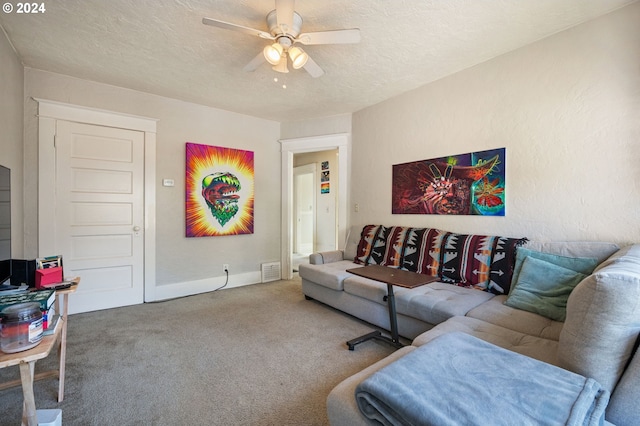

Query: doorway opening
[{"left": 280, "top": 134, "right": 349, "bottom": 280}]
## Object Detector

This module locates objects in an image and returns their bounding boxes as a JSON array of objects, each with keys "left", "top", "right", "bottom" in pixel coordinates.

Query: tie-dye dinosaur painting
[{"left": 186, "top": 143, "right": 254, "bottom": 236}]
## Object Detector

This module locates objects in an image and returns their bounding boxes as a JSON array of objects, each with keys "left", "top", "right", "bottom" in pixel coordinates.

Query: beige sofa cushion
[
  {"left": 297, "top": 260, "right": 356, "bottom": 291},
  {"left": 396, "top": 282, "right": 494, "bottom": 325},
  {"left": 343, "top": 277, "right": 494, "bottom": 326},
  {"left": 343, "top": 225, "right": 364, "bottom": 261},
  {"left": 412, "top": 316, "right": 559, "bottom": 366},
  {"left": 524, "top": 240, "right": 619, "bottom": 264},
  {"left": 467, "top": 295, "right": 564, "bottom": 340}
]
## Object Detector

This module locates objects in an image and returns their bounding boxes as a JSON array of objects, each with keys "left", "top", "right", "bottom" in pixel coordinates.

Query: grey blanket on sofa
[{"left": 355, "top": 332, "right": 609, "bottom": 426}]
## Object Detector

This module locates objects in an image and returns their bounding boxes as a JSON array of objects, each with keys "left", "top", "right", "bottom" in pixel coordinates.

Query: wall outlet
[{"left": 223, "top": 264, "right": 229, "bottom": 273}]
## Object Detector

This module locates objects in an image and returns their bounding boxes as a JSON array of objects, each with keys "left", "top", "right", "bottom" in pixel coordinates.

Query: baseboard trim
[{"left": 150, "top": 271, "right": 262, "bottom": 302}]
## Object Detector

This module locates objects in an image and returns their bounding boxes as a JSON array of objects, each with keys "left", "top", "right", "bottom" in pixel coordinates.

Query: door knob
[{"left": 133, "top": 226, "right": 141, "bottom": 232}]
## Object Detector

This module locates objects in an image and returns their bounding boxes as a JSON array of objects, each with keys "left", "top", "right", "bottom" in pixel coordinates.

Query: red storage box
[{"left": 35, "top": 267, "right": 63, "bottom": 289}]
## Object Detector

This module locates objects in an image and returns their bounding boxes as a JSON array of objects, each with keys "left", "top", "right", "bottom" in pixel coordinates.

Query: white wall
[
  {"left": 350, "top": 3, "right": 640, "bottom": 246},
  {"left": 22, "top": 69, "right": 281, "bottom": 290},
  {"left": 281, "top": 114, "right": 351, "bottom": 140},
  {"left": 0, "top": 32, "right": 24, "bottom": 258}
]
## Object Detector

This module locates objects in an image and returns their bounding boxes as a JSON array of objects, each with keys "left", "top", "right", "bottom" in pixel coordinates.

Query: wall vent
[{"left": 261, "top": 262, "right": 281, "bottom": 283}]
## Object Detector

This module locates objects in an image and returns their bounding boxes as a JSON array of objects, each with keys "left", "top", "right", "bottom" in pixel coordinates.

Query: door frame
[
  {"left": 280, "top": 133, "right": 349, "bottom": 280},
  {"left": 35, "top": 99, "right": 158, "bottom": 301}
]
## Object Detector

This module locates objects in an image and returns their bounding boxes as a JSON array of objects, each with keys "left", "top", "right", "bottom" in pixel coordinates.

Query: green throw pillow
[
  {"left": 504, "top": 256, "right": 587, "bottom": 322},
  {"left": 510, "top": 248, "right": 598, "bottom": 295}
]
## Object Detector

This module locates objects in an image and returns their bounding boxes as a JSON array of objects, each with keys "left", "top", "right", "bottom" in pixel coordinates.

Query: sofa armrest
[
  {"left": 607, "top": 343, "right": 640, "bottom": 426},
  {"left": 327, "top": 346, "right": 416, "bottom": 426},
  {"left": 309, "top": 250, "right": 345, "bottom": 265}
]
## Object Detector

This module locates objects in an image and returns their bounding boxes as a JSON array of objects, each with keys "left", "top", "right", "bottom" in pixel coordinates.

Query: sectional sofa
[{"left": 298, "top": 225, "right": 640, "bottom": 425}]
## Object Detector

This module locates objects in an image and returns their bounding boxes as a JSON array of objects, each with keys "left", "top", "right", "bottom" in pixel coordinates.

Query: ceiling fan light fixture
[
  {"left": 288, "top": 46, "right": 308, "bottom": 69},
  {"left": 203, "top": 2, "right": 361, "bottom": 78},
  {"left": 272, "top": 55, "right": 289, "bottom": 73},
  {"left": 263, "top": 43, "right": 283, "bottom": 65}
]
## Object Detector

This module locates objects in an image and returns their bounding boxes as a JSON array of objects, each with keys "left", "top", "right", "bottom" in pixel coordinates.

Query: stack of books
[
  {"left": 0, "top": 283, "right": 29, "bottom": 295},
  {"left": 0, "top": 289, "right": 60, "bottom": 335}
]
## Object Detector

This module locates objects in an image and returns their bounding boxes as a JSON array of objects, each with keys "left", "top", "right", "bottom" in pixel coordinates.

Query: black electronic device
[
  {"left": 0, "top": 165, "right": 10, "bottom": 286},
  {"left": 10, "top": 259, "right": 36, "bottom": 287}
]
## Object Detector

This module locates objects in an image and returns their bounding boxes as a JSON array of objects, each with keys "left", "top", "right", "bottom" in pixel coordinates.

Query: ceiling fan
[{"left": 202, "top": 0, "right": 361, "bottom": 78}]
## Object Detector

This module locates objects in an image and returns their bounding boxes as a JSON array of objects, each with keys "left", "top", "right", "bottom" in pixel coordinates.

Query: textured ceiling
[{"left": 1, "top": 0, "right": 636, "bottom": 122}]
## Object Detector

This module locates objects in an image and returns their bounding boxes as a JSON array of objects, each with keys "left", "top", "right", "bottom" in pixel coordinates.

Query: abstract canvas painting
[
  {"left": 186, "top": 143, "right": 254, "bottom": 237},
  {"left": 392, "top": 148, "right": 506, "bottom": 216}
]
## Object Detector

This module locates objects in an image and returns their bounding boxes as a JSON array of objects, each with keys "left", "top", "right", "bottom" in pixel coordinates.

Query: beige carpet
[{"left": 0, "top": 277, "right": 394, "bottom": 425}]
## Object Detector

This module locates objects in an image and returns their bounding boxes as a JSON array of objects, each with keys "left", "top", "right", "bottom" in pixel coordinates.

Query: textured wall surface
[
  {"left": 281, "top": 114, "right": 352, "bottom": 140},
  {"left": 350, "top": 3, "right": 640, "bottom": 245},
  {"left": 22, "top": 69, "right": 281, "bottom": 287},
  {"left": 0, "top": 32, "right": 24, "bottom": 258}
]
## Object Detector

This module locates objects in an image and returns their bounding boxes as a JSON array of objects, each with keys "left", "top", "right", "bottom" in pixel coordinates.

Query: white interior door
[
  {"left": 55, "top": 120, "right": 145, "bottom": 313},
  {"left": 294, "top": 164, "right": 315, "bottom": 254}
]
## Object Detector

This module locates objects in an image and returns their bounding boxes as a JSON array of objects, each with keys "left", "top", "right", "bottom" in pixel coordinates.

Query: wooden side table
[
  {"left": 53, "top": 279, "right": 79, "bottom": 402},
  {"left": 0, "top": 317, "right": 63, "bottom": 425},
  {"left": 0, "top": 278, "right": 79, "bottom": 425}
]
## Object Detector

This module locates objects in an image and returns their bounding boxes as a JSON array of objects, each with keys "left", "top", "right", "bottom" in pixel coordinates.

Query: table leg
[
  {"left": 346, "top": 283, "right": 405, "bottom": 350},
  {"left": 58, "top": 293, "right": 69, "bottom": 402},
  {"left": 19, "top": 361, "right": 38, "bottom": 426},
  {"left": 346, "top": 330, "right": 383, "bottom": 350},
  {"left": 385, "top": 283, "right": 401, "bottom": 345}
]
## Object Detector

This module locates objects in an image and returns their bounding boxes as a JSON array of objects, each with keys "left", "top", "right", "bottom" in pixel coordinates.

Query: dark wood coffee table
[{"left": 345, "top": 265, "right": 438, "bottom": 350}]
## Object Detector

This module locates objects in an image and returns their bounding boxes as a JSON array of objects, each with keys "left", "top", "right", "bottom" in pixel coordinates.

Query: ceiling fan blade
[
  {"left": 303, "top": 55, "right": 324, "bottom": 78},
  {"left": 297, "top": 29, "right": 361, "bottom": 45},
  {"left": 243, "top": 52, "right": 267, "bottom": 72},
  {"left": 202, "top": 17, "right": 274, "bottom": 40},
  {"left": 275, "top": 0, "right": 295, "bottom": 33}
]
